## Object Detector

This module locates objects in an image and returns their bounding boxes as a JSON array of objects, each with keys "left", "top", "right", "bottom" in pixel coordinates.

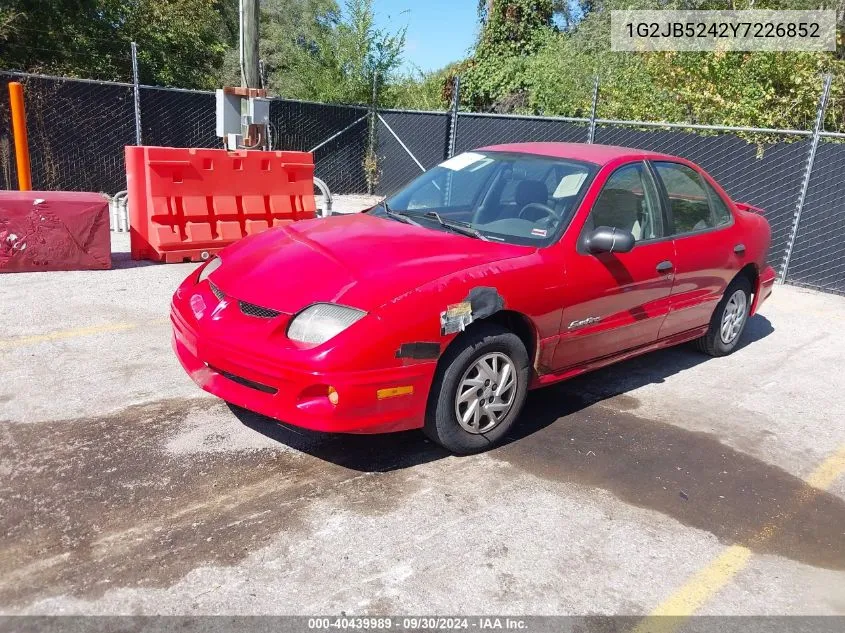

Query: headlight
[
  {"left": 197, "top": 257, "right": 221, "bottom": 283},
  {"left": 287, "top": 303, "right": 366, "bottom": 345}
]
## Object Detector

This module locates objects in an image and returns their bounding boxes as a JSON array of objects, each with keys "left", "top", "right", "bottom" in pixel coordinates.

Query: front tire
[
  {"left": 424, "top": 323, "right": 530, "bottom": 454},
  {"left": 696, "top": 276, "right": 752, "bottom": 357}
]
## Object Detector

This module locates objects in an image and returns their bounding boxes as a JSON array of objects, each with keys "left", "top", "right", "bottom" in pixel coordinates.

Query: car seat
[
  {"left": 591, "top": 189, "right": 643, "bottom": 240},
  {"left": 514, "top": 180, "right": 551, "bottom": 222}
]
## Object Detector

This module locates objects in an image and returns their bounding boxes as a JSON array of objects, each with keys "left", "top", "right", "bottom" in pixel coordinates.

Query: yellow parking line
[
  {"left": 645, "top": 545, "right": 753, "bottom": 620},
  {"left": 0, "top": 319, "right": 170, "bottom": 349},
  {"left": 805, "top": 444, "right": 845, "bottom": 490},
  {"left": 635, "top": 444, "right": 845, "bottom": 629}
]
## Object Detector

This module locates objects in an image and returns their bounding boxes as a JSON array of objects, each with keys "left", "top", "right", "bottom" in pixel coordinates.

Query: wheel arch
[
  {"left": 734, "top": 263, "right": 760, "bottom": 313},
  {"left": 439, "top": 309, "right": 539, "bottom": 375}
]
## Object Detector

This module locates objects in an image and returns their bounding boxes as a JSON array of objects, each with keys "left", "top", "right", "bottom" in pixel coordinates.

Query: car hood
[{"left": 211, "top": 213, "right": 530, "bottom": 313}]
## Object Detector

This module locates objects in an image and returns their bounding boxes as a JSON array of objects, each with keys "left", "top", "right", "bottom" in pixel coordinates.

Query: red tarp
[{"left": 0, "top": 191, "right": 111, "bottom": 272}]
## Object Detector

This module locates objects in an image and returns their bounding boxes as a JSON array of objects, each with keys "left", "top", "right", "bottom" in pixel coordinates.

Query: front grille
[
  {"left": 208, "top": 280, "right": 279, "bottom": 318},
  {"left": 209, "top": 281, "right": 225, "bottom": 300},
  {"left": 239, "top": 301, "right": 281, "bottom": 319},
  {"left": 208, "top": 365, "right": 278, "bottom": 394}
]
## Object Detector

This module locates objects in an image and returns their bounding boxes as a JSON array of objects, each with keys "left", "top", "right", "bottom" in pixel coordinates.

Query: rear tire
[
  {"left": 424, "top": 323, "right": 529, "bottom": 454},
  {"left": 696, "top": 276, "right": 753, "bottom": 357}
]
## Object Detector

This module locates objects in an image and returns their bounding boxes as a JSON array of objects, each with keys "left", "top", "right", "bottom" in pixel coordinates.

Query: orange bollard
[{"left": 8, "top": 82, "right": 32, "bottom": 191}]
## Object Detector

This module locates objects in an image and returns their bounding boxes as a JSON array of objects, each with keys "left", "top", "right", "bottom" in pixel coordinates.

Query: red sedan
[{"left": 171, "top": 143, "right": 775, "bottom": 454}]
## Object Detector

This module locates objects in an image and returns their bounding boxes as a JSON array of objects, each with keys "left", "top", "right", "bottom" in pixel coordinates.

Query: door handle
[
  {"left": 734, "top": 243, "right": 746, "bottom": 255},
  {"left": 656, "top": 260, "right": 673, "bottom": 273}
]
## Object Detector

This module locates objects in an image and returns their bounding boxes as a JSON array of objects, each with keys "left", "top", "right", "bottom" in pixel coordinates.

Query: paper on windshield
[
  {"left": 552, "top": 172, "right": 588, "bottom": 198},
  {"left": 439, "top": 152, "right": 486, "bottom": 171}
]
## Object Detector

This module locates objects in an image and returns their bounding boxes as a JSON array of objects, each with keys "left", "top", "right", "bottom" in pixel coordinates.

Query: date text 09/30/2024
[{"left": 307, "top": 617, "right": 527, "bottom": 630}]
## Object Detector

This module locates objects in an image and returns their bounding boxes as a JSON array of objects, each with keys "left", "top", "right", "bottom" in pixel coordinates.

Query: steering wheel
[{"left": 518, "top": 202, "right": 557, "bottom": 223}]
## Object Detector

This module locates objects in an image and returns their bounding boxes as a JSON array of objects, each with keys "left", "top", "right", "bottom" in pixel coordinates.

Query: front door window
[{"left": 583, "top": 162, "right": 664, "bottom": 244}]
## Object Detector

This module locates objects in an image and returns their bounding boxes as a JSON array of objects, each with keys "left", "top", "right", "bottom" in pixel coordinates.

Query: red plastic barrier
[
  {"left": 0, "top": 191, "right": 111, "bottom": 272},
  {"left": 126, "top": 146, "right": 316, "bottom": 263}
]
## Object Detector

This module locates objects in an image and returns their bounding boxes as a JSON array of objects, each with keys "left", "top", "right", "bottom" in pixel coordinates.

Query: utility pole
[{"left": 239, "top": 0, "right": 260, "bottom": 88}]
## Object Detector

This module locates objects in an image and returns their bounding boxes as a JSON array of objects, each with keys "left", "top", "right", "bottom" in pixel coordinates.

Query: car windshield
[{"left": 370, "top": 151, "right": 596, "bottom": 246}]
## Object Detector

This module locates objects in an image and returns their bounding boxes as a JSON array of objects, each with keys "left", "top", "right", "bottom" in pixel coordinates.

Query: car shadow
[
  {"left": 230, "top": 404, "right": 450, "bottom": 472},
  {"left": 503, "top": 312, "right": 773, "bottom": 445},
  {"left": 230, "top": 313, "right": 774, "bottom": 472}
]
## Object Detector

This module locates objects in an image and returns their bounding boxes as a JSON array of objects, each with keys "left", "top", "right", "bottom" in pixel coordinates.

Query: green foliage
[
  {"left": 0, "top": 8, "right": 18, "bottom": 40},
  {"left": 641, "top": 50, "right": 845, "bottom": 131},
  {"left": 384, "top": 65, "right": 459, "bottom": 111},
  {"left": 463, "top": 0, "right": 556, "bottom": 110},
  {"left": 218, "top": 0, "right": 339, "bottom": 96},
  {"left": 0, "top": 0, "right": 230, "bottom": 87},
  {"left": 464, "top": 0, "right": 845, "bottom": 131},
  {"left": 332, "top": 0, "right": 406, "bottom": 103},
  {"left": 130, "top": 0, "right": 230, "bottom": 87},
  {"left": 3, "top": 0, "right": 843, "bottom": 132},
  {"left": 242, "top": 0, "right": 405, "bottom": 105}
]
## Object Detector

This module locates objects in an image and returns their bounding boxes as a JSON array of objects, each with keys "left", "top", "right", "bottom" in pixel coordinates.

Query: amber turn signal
[{"left": 376, "top": 385, "right": 414, "bottom": 400}]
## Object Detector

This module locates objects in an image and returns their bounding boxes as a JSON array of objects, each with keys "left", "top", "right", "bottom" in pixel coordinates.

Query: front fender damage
[{"left": 439, "top": 286, "right": 505, "bottom": 335}]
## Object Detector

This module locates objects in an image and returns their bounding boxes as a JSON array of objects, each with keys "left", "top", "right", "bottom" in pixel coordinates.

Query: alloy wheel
[
  {"left": 454, "top": 352, "right": 518, "bottom": 434},
  {"left": 720, "top": 289, "right": 748, "bottom": 345}
]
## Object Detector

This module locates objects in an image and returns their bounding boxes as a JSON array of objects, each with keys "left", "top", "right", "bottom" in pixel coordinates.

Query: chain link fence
[
  {"left": 785, "top": 136, "right": 845, "bottom": 294},
  {"left": 278, "top": 99, "right": 369, "bottom": 194},
  {"left": 0, "top": 73, "right": 135, "bottom": 192},
  {"left": 374, "top": 110, "right": 591, "bottom": 196},
  {"left": 1, "top": 69, "right": 844, "bottom": 294},
  {"left": 139, "top": 86, "right": 217, "bottom": 149},
  {"left": 456, "top": 113, "right": 590, "bottom": 151},
  {"left": 375, "top": 109, "right": 451, "bottom": 194},
  {"left": 0, "top": 71, "right": 370, "bottom": 194}
]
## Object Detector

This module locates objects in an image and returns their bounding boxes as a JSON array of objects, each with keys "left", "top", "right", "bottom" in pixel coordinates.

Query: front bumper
[{"left": 170, "top": 287, "right": 436, "bottom": 434}]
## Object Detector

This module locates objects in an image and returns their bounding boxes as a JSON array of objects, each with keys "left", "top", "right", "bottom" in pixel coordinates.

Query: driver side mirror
[{"left": 586, "top": 226, "right": 635, "bottom": 254}]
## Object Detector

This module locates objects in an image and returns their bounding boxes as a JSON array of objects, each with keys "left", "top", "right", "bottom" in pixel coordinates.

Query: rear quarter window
[{"left": 702, "top": 180, "right": 733, "bottom": 226}]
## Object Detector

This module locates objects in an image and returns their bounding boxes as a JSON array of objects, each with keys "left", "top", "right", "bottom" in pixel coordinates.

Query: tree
[
  {"left": 463, "top": 0, "right": 557, "bottom": 111},
  {"left": 469, "top": 0, "right": 845, "bottom": 130},
  {"left": 0, "top": 0, "right": 231, "bottom": 88},
  {"left": 129, "top": 0, "right": 231, "bottom": 87},
  {"left": 233, "top": 0, "right": 405, "bottom": 105},
  {"left": 0, "top": 8, "right": 18, "bottom": 40},
  {"left": 217, "top": 0, "right": 340, "bottom": 96},
  {"left": 385, "top": 62, "right": 466, "bottom": 110}
]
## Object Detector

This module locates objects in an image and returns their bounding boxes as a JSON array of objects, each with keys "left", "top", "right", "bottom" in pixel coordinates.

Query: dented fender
[{"left": 440, "top": 286, "right": 505, "bottom": 335}]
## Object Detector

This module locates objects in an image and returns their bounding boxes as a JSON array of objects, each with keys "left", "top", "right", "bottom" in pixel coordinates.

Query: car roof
[{"left": 478, "top": 142, "right": 676, "bottom": 167}]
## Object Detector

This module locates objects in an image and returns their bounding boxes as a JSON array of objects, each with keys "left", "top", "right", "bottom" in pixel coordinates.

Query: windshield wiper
[
  {"left": 380, "top": 200, "right": 421, "bottom": 226},
  {"left": 422, "top": 211, "right": 489, "bottom": 241}
]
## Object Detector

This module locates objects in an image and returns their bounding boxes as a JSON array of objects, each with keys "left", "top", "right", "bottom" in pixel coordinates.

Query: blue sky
[{"left": 372, "top": 0, "right": 479, "bottom": 74}]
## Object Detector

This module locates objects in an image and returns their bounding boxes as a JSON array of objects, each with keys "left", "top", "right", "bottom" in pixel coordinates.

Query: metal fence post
[
  {"left": 366, "top": 72, "right": 379, "bottom": 195},
  {"left": 130, "top": 42, "right": 142, "bottom": 146},
  {"left": 587, "top": 75, "right": 599, "bottom": 144},
  {"left": 447, "top": 75, "right": 461, "bottom": 158},
  {"left": 779, "top": 73, "right": 832, "bottom": 283}
]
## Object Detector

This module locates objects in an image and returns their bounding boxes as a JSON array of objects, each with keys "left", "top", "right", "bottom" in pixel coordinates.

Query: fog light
[{"left": 327, "top": 386, "right": 339, "bottom": 406}]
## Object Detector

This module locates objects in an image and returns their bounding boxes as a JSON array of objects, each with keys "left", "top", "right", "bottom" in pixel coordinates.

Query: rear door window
[{"left": 653, "top": 162, "right": 715, "bottom": 235}]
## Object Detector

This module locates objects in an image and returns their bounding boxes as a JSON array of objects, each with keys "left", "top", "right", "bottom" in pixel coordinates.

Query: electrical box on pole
[{"left": 215, "top": 87, "right": 270, "bottom": 151}]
